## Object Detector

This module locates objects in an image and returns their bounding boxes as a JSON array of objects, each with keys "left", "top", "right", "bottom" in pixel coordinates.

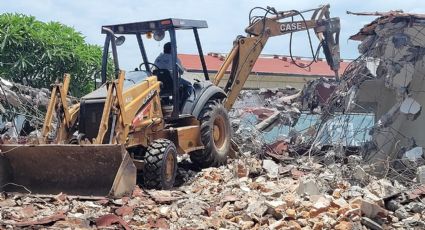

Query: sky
[{"left": 1, "top": 0, "right": 425, "bottom": 70}]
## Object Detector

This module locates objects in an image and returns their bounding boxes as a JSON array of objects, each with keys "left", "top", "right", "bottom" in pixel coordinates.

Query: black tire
[
  {"left": 0, "top": 156, "right": 12, "bottom": 188},
  {"left": 143, "top": 139, "right": 177, "bottom": 189},
  {"left": 190, "top": 100, "right": 231, "bottom": 168}
]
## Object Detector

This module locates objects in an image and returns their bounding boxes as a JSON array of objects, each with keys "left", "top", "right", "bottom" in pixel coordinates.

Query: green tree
[{"left": 0, "top": 13, "right": 104, "bottom": 97}]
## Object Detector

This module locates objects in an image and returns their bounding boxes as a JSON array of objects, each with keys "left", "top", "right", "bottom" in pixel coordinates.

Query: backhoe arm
[{"left": 215, "top": 4, "right": 341, "bottom": 110}]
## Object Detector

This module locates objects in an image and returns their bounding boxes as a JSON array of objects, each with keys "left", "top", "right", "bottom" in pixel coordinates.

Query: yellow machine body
[
  {"left": 0, "top": 72, "right": 202, "bottom": 197},
  {"left": 0, "top": 4, "right": 340, "bottom": 197}
]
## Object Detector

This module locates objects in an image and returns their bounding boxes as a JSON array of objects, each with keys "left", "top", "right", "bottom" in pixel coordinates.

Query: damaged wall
[
  {"left": 340, "top": 12, "right": 425, "bottom": 176},
  {"left": 0, "top": 77, "right": 51, "bottom": 137}
]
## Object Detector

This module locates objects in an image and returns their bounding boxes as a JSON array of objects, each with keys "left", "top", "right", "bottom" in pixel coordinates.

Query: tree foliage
[{"left": 0, "top": 13, "right": 103, "bottom": 96}]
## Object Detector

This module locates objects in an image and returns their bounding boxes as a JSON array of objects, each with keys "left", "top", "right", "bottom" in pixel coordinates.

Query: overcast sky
[{"left": 1, "top": 0, "right": 425, "bottom": 70}]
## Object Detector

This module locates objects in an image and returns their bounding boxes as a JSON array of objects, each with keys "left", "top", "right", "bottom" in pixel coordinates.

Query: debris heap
[
  {"left": 1, "top": 154, "right": 425, "bottom": 229},
  {"left": 0, "top": 77, "right": 50, "bottom": 116},
  {"left": 319, "top": 11, "right": 425, "bottom": 183},
  {"left": 0, "top": 77, "right": 51, "bottom": 138}
]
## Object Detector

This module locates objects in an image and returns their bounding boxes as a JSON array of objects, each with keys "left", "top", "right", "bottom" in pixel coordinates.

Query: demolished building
[
  {"left": 0, "top": 77, "right": 52, "bottom": 139},
  {"left": 317, "top": 11, "right": 425, "bottom": 181}
]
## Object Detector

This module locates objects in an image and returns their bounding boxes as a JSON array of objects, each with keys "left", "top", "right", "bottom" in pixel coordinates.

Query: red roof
[{"left": 179, "top": 53, "right": 350, "bottom": 77}]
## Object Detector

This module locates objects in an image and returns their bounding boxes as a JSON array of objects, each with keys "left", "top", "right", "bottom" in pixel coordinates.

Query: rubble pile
[
  {"left": 230, "top": 88, "right": 307, "bottom": 156},
  {"left": 1, "top": 154, "right": 425, "bottom": 229},
  {"left": 316, "top": 11, "right": 425, "bottom": 183},
  {"left": 0, "top": 77, "right": 50, "bottom": 116},
  {"left": 0, "top": 77, "right": 52, "bottom": 137}
]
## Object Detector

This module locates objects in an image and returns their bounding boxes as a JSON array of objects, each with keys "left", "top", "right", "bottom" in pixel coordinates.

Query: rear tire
[
  {"left": 190, "top": 100, "right": 231, "bottom": 168},
  {"left": 143, "top": 139, "right": 177, "bottom": 189},
  {"left": 0, "top": 156, "right": 12, "bottom": 188}
]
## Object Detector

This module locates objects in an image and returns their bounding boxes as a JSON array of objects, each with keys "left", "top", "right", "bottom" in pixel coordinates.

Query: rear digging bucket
[{"left": 0, "top": 144, "right": 136, "bottom": 197}]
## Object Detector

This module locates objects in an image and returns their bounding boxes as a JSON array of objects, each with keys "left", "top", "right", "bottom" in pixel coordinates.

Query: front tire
[
  {"left": 190, "top": 100, "right": 231, "bottom": 168},
  {"left": 143, "top": 139, "right": 177, "bottom": 189}
]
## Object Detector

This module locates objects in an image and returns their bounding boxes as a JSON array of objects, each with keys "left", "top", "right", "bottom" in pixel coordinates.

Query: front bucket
[{"left": 0, "top": 144, "right": 136, "bottom": 197}]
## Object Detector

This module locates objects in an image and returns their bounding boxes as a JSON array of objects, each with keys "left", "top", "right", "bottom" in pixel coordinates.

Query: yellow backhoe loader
[{"left": 0, "top": 5, "right": 340, "bottom": 197}]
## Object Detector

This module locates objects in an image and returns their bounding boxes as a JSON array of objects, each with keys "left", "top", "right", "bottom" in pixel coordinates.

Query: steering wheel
[{"left": 139, "top": 62, "right": 159, "bottom": 72}]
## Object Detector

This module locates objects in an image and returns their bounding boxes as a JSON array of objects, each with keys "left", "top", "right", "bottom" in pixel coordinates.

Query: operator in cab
[
  {"left": 154, "top": 42, "right": 193, "bottom": 105},
  {"left": 154, "top": 42, "right": 184, "bottom": 75}
]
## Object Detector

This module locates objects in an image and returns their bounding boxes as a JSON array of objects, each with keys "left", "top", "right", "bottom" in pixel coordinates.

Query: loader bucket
[{"left": 0, "top": 144, "right": 136, "bottom": 197}]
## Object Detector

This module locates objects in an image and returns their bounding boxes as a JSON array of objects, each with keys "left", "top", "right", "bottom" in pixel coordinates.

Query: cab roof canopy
[{"left": 102, "top": 18, "right": 208, "bottom": 35}]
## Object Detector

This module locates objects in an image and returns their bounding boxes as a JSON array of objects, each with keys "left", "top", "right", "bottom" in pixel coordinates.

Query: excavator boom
[{"left": 214, "top": 4, "right": 341, "bottom": 110}]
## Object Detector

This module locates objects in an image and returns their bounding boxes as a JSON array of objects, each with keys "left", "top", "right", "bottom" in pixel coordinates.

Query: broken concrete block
[
  {"left": 402, "top": 218, "right": 425, "bottom": 229},
  {"left": 417, "top": 166, "right": 425, "bottom": 184},
  {"left": 366, "top": 179, "right": 400, "bottom": 198},
  {"left": 342, "top": 186, "right": 364, "bottom": 198},
  {"left": 296, "top": 218, "right": 308, "bottom": 227},
  {"left": 234, "top": 201, "right": 248, "bottom": 211},
  {"left": 348, "top": 154, "right": 363, "bottom": 167},
  {"left": 312, "top": 221, "right": 324, "bottom": 230},
  {"left": 404, "top": 147, "right": 423, "bottom": 162},
  {"left": 332, "top": 189, "right": 342, "bottom": 198},
  {"left": 268, "top": 220, "right": 285, "bottom": 230},
  {"left": 159, "top": 206, "right": 170, "bottom": 217},
  {"left": 386, "top": 199, "right": 402, "bottom": 212},
  {"left": 19, "top": 205, "right": 36, "bottom": 219},
  {"left": 405, "top": 202, "right": 425, "bottom": 213},
  {"left": 395, "top": 207, "right": 410, "bottom": 219},
  {"left": 350, "top": 198, "right": 389, "bottom": 219},
  {"left": 115, "top": 205, "right": 133, "bottom": 216},
  {"left": 312, "top": 196, "right": 331, "bottom": 213},
  {"left": 265, "top": 200, "right": 286, "bottom": 219},
  {"left": 361, "top": 217, "right": 383, "bottom": 230},
  {"left": 400, "top": 97, "right": 421, "bottom": 115},
  {"left": 296, "top": 179, "right": 321, "bottom": 196},
  {"left": 262, "top": 159, "right": 279, "bottom": 178},
  {"left": 242, "top": 151, "right": 251, "bottom": 157},
  {"left": 287, "top": 220, "right": 301, "bottom": 230},
  {"left": 362, "top": 188, "right": 383, "bottom": 205},
  {"left": 353, "top": 165, "right": 370, "bottom": 182},
  {"left": 309, "top": 194, "right": 325, "bottom": 203},
  {"left": 284, "top": 194, "right": 296, "bottom": 208},
  {"left": 246, "top": 201, "right": 268, "bottom": 219},
  {"left": 266, "top": 206, "right": 284, "bottom": 220},
  {"left": 265, "top": 200, "right": 285, "bottom": 209},
  {"left": 0, "top": 199, "right": 16, "bottom": 207},
  {"left": 323, "top": 150, "right": 336, "bottom": 165},
  {"left": 334, "top": 221, "right": 353, "bottom": 230},
  {"left": 332, "top": 198, "right": 348, "bottom": 208},
  {"left": 285, "top": 208, "right": 296, "bottom": 219}
]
